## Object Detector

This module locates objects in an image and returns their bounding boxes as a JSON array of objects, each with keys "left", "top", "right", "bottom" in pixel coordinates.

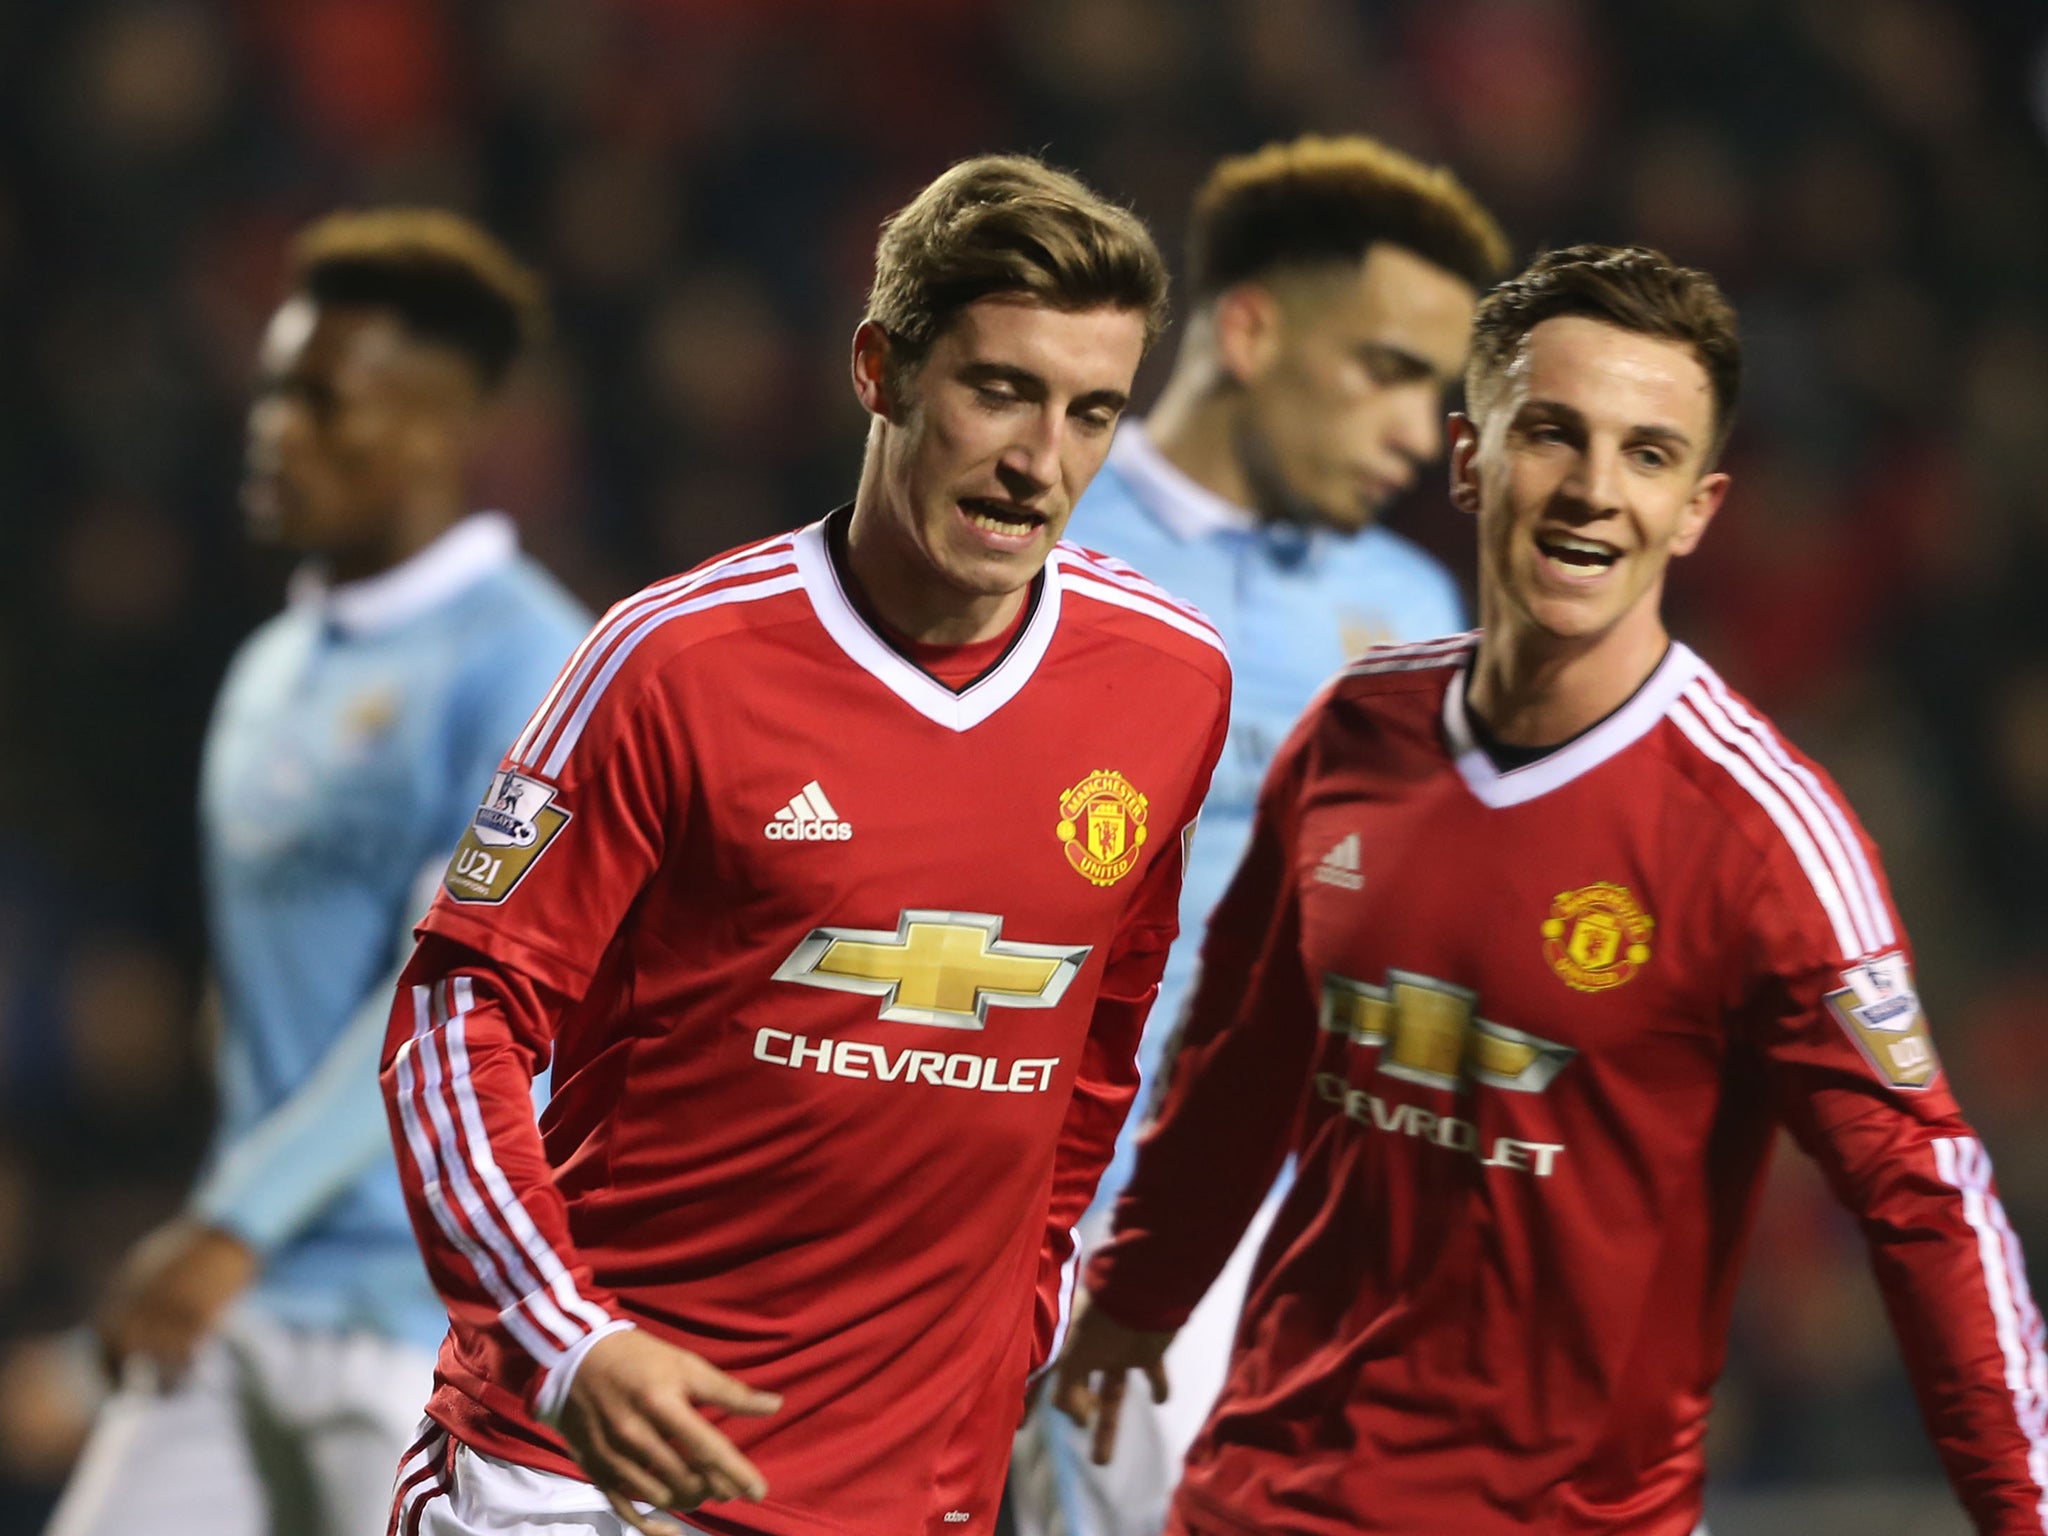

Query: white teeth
[
  {"left": 968, "top": 511, "right": 1034, "bottom": 534},
  {"left": 1540, "top": 533, "right": 1616, "bottom": 557}
]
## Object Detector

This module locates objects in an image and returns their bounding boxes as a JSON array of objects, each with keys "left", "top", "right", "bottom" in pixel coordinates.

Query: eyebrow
[
  {"left": 959, "top": 361, "right": 1129, "bottom": 415},
  {"left": 1358, "top": 342, "right": 1442, "bottom": 383},
  {"left": 1515, "top": 399, "right": 1695, "bottom": 453}
]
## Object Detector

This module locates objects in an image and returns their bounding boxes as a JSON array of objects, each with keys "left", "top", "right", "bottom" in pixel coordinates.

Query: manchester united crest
[
  {"left": 1542, "top": 882, "right": 1654, "bottom": 992},
  {"left": 1057, "top": 769, "right": 1149, "bottom": 887}
]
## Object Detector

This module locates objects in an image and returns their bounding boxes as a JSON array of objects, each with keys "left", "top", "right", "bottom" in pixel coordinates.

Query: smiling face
[
  {"left": 1232, "top": 243, "right": 1478, "bottom": 531},
  {"left": 848, "top": 293, "right": 1147, "bottom": 639},
  {"left": 1453, "top": 314, "right": 1730, "bottom": 655}
]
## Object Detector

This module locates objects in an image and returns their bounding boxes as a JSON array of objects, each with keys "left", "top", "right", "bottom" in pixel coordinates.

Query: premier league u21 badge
[
  {"left": 444, "top": 769, "right": 571, "bottom": 904},
  {"left": 1543, "top": 882, "right": 1654, "bottom": 992},
  {"left": 1056, "top": 769, "right": 1149, "bottom": 887}
]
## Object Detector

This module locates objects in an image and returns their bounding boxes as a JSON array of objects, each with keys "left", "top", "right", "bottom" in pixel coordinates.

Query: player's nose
[
  {"left": 1558, "top": 440, "right": 1626, "bottom": 518},
  {"left": 997, "top": 412, "right": 1062, "bottom": 497}
]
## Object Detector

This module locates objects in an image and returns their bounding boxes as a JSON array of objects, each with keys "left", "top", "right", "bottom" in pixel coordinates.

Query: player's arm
[
  {"left": 380, "top": 628, "right": 775, "bottom": 1529},
  {"left": 1055, "top": 708, "right": 1319, "bottom": 1460},
  {"left": 1030, "top": 697, "right": 1232, "bottom": 1376},
  {"left": 1748, "top": 847, "right": 2048, "bottom": 1532},
  {"left": 108, "top": 638, "right": 590, "bottom": 1382}
]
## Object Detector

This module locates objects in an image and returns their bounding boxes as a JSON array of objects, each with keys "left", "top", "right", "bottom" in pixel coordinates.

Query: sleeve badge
[
  {"left": 1824, "top": 950, "right": 1939, "bottom": 1089},
  {"left": 443, "top": 769, "right": 571, "bottom": 904}
]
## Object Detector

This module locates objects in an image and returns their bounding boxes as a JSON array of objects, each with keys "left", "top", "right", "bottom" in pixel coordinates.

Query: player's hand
[
  {"left": 94, "top": 1218, "right": 257, "bottom": 1388},
  {"left": 559, "top": 1329, "right": 781, "bottom": 1535},
  {"left": 1051, "top": 1289, "right": 1174, "bottom": 1466}
]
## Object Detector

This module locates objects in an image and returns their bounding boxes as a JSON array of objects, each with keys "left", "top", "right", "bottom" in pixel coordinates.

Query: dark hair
[
  {"left": 1187, "top": 134, "right": 1511, "bottom": 300},
  {"left": 1467, "top": 244, "right": 1743, "bottom": 459},
  {"left": 290, "top": 208, "right": 547, "bottom": 391},
  {"left": 865, "top": 154, "right": 1169, "bottom": 385}
]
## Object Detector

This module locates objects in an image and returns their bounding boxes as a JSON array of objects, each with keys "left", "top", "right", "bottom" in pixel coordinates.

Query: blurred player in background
[
  {"left": 1055, "top": 245, "right": 2048, "bottom": 1535},
  {"left": 378, "top": 156, "right": 1230, "bottom": 1536},
  {"left": 46, "top": 211, "right": 589, "bottom": 1536},
  {"left": 1013, "top": 135, "right": 1509, "bottom": 1536}
]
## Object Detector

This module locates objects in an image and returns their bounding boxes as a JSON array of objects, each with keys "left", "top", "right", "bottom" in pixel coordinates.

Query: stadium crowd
[{"left": 0, "top": 0, "right": 2045, "bottom": 1529}]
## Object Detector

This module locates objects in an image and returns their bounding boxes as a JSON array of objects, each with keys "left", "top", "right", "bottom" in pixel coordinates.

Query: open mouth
[
  {"left": 1535, "top": 531, "right": 1621, "bottom": 571},
  {"left": 959, "top": 497, "right": 1047, "bottom": 540}
]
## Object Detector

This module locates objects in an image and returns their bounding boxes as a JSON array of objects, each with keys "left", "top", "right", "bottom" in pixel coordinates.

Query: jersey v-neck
[
  {"left": 1442, "top": 641, "right": 1705, "bottom": 808},
  {"left": 793, "top": 511, "right": 1064, "bottom": 732}
]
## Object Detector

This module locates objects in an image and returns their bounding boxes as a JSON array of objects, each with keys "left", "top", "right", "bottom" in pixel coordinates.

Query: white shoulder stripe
[
  {"left": 1681, "top": 681, "right": 1886, "bottom": 955},
  {"left": 1347, "top": 632, "right": 1478, "bottom": 676},
  {"left": 537, "top": 571, "right": 804, "bottom": 777},
  {"left": 1061, "top": 547, "right": 1210, "bottom": 622},
  {"left": 511, "top": 539, "right": 796, "bottom": 766},
  {"left": 1933, "top": 1136, "right": 2048, "bottom": 1524},
  {"left": 1697, "top": 671, "right": 1893, "bottom": 949},
  {"left": 1667, "top": 695, "right": 1864, "bottom": 959},
  {"left": 1061, "top": 571, "right": 1227, "bottom": 656}
]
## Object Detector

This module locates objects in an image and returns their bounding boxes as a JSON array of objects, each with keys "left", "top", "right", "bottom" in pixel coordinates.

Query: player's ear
[
  {"left": 851, "top": 320, "right": 899, "bottom": 422},
  {"left": 1668, "top": 469, "right": 1731, "bottom": 558},
  {"left": 1447, "top": 413, "right": 1482, "bottom": 516},
  {"left": 1212, "top": 283, "right": 1282, "bottom": 386}
]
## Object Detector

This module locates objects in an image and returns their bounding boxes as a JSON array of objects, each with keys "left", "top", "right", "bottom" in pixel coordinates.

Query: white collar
[
  {"left": 791, "top": 518, "right": 1063, "bottom": 732},
  {"left": 290, "top": 512, "right": 519, "bottom": 637},
  {"left": 1107, "top": 421, "right": 1258, "bottom": 540},
  {"left": 1442, "top": 641, "right": 1704, "bottom": 807}
]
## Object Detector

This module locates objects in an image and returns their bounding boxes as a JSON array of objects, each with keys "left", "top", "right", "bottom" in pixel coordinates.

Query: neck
[
  {"left": 1467, "top": 597, "right": 1671, "bottom": 747},
  {"left": 324, "top": 492, "right": 467, "bottom": 584},
  {"left": 1145, "top": 364, "right": 1259, "bottom": 516},
  {"left": 846, "top": 472, "right": 1027, "bottom": 646}
]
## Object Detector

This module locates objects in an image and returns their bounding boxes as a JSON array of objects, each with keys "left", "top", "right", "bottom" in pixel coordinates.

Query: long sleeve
[
  {"left": 1083, "top": 715, "right": 1318, "bottom": 1334},
  {"left": 382, "top": 629, "right": 688, "bottom": 1419},
  {"left": 1746, "top": 834, "right": 2048, "bottom": 1532},
  {"left": 1032, "top": 705, "right": 1230, "bottom": 1368},
  {"left": 192, "top": 861, "right": 445, "bottom": 1251}
]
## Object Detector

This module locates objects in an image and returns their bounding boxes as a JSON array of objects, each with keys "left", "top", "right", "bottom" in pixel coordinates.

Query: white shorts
[
  {"left": 393, "top": 1427, "right": 719, "bottom": 1536},
  {"left": 44, "top": 1304, "right": 438, "bottom": 1536},
  {"left": 1011, "top": 1183, "right": 1284, "bottom": 1536}
]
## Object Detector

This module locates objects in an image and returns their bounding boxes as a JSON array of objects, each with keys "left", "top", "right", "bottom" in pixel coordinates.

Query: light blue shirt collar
[
  {"left": 1107, "top": 421, "right": 1258, "bottom": 541},
  {"left": 290, "top": 512, "right": 519, "bottom": 637}
]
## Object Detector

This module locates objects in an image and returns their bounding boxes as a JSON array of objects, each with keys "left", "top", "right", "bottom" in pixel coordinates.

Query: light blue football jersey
[
  {"left": 1076, "top": 424, "right": 1466, "bottom": 1208},
  {"left": 193, "top": 513, "right": 588, "bottom": 1349}
]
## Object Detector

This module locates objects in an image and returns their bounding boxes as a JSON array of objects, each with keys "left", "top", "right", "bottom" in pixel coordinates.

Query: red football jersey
[
  {"left": 1089, "top": 635, "right": 2047, "bottom": 1536},
  {"left": 380, "top": 515, "right": 1230, "bottom": 1536}
]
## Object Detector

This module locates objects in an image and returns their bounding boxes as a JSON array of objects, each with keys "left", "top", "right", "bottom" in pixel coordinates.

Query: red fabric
[
  {"left": 1088, "top": 645, "right": 2046, "bottom": 1536},
  {"left": 876, "top": 599, "right": 1030, "bottom": 690},
  {"left": 381, "top": 525, "right": 1228, "bottom": 1536}
]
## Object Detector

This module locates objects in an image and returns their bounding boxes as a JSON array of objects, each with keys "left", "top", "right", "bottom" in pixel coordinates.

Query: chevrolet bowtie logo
[
  {"left": 773, "top": 911, "right": 1092, "bottom": 1029},
  {"left": 1320, "top": 969, "right": 1575, "bottom": 1093}
]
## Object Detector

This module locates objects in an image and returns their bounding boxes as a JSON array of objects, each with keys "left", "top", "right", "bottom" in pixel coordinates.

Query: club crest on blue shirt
[{"left": 445, "top": 769, "right": 571, "bottom": 903}]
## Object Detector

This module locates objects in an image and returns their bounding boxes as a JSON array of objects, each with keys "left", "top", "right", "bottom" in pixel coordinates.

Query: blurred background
[{"left": 1, "top": 0, "right": 2045, "bottom": 1530}]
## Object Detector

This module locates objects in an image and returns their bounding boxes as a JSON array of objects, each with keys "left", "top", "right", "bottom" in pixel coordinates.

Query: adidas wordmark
[{"left": 766, "top": 780, "right": 853, "bottom": 841}]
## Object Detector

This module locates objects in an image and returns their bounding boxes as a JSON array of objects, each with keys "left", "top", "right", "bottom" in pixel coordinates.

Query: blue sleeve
[{"left": 189, "top": 603, "right": 586, "bottom": 1250}]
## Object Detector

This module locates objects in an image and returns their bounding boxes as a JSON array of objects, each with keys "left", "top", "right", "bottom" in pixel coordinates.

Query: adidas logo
[
  {"left": 1313, "top": 832, "right": 1363, "bottom": 889},
  {"left": 766, "top": 780, "right": 853, "bottom": 841}
]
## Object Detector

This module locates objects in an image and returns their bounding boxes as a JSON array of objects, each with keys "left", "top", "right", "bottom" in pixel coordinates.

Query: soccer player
[
  {"left": 1054, "top": 246, "right": 2048, "bottom": 1535},
  {"left": 378, "top": 155, "right": 1232, "bottom": 1536},
  {"left": 45, "top": 212, "right": 589, "bottom": 1536},
  {"left": 1013, "top": 136, "right": 1509, "bottom": 1536}
]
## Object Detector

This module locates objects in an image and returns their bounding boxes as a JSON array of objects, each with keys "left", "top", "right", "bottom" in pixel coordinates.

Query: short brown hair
[
  {"left": 291, "top": 208, "right": 548, "bottom": 391},
  {"left": 1467, "top": 244, "right": 1743, "bottom": 458},
  {"left": 1187, "top": 135, "right": 1510, "bottom": 300},
  {"left": 865, "top": 155, "right": 1169, "bottom": 384}
]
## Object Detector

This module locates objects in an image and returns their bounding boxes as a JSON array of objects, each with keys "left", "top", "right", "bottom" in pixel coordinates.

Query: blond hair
[
  {"left": 1188, "top": 135, "right": 1510, "bottom": 299},
  {"left": 865, "top": 155, "right": 1169, "bottom": 384},
  {"left": 290, "top": 208, "right": 547, "bottom": 389}
]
